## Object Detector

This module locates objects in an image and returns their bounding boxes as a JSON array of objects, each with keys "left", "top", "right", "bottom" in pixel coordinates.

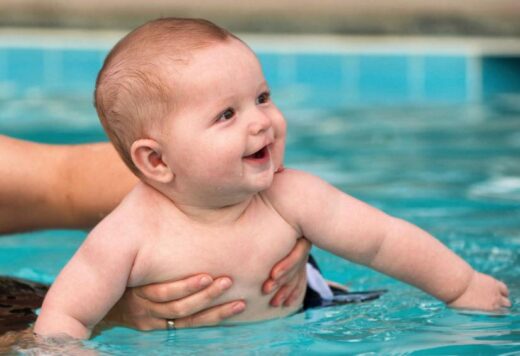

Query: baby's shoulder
[
  {"left": 267, "top": 168, "right": 325, "bottom": 196},
  {"left": 91, "top": 182, "right": 161, "bottom": 241},
  {"left": 263, "top": 168, "right": 327, "bottom": 223}
]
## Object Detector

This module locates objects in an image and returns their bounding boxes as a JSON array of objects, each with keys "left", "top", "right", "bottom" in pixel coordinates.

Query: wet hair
[{"left": 94, "top": 18, "right": 236, "bottom": 175}]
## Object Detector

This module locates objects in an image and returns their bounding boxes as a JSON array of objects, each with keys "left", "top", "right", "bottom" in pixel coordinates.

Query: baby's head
[
  {"left": 95, "top": 18, "right": 286, "bottom": 200},
  {"left": 95, "top": 18, "right": 234, "bottom": 175}
]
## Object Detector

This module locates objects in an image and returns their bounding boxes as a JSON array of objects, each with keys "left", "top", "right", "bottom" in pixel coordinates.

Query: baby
[{"left": 34, "top": 18, "right": 510, "bottom": 339}]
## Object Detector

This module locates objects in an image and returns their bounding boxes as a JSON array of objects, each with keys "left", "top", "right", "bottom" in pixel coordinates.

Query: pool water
[{"left": 1, "top": 36, "right": 520, "bottom": 354}]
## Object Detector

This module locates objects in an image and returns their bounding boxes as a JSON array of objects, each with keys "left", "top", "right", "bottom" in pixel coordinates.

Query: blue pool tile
[
  {"left": 358, "top": 55, "right": 410, "bottom": 104},
  {"left": 258, "top": 53, "right": 284, "bottom": 87},
  {"left": 482, "top": 56, "right": 520, "bottom": 99},
  {"left": 423, "top": 56, "right": 468, "bottom": 102},
  {"left": 54, "top": 49, "right": 105, "bottom": 91},
  {"left": 294, "top": 54, "right": 344, "bottom": 108},
  {"left": 0, "top": 50, "right": 6, "bottom": 82},
  {"left": 295, "top": 54, "right": 343, "bottom": 89},
  {"left": 340, "top": 55, "right": 361, "bottom": 104},
  {"left": 6, "top": 45, "right": 519, "bottom": 109},
  {"left": 6, "top": 48, "right": 45, "bottom": 91},
  {"left": 258, "top": 53, "right": 303, "bottom": 108}
]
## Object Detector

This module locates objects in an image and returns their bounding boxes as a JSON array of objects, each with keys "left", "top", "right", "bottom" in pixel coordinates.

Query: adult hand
[
  {"left": 263, "top": 238, "right": 311, "bottom": 307},
  {"left": 103, "top": 274, "right": 245, "bottom": 330}
]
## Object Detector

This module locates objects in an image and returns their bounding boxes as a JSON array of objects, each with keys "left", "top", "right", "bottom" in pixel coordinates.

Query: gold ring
[{"left": 166, "top": 319, "right": 176, "bottom": 330}]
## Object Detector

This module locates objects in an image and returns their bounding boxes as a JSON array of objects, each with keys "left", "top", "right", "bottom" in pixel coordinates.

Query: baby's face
[{"left": 158, "top": 39, "right": 286, "bottom": 201}]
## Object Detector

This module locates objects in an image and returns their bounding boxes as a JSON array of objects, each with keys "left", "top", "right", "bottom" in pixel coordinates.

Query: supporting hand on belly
[
  {"left": 262, "top": 238, "right": 311, "bottom": 307},
  {"left": 102, "top": 238, "right": 311, "bottom": 330}
]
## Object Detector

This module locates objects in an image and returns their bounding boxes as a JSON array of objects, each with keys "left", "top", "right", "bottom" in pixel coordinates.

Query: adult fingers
[
  {"left": 262, "top": 238, "right": 311, "bottom": 294},
  {"left": 271, "top": 238, "right": 311, "bottom": 280},
  {"left": 134, "top": 274, "right": 215, "bottom": 303},
  {"left": 326, "top": 280, "right": 349, "bottom": 293},
  {"left": 262, "top": 267, "right": 298, "bottom": 295},
  {"left": 174, "top": 300, "right": 246, "bottom": 328},
  {"left": 141, "top": 300, "right": 246, "bottom": 331},
  {"left": 283, "top": 266, "right": 308, "bottom": 307},
  {"left": 269, "top": 260, "right": 307, "bottom": 307},
  {"left": 269, "top": 285, "right": 290, "bottom": 307},
  {"left": 149, "top": 277, "right": 233, "bottom": 319}
]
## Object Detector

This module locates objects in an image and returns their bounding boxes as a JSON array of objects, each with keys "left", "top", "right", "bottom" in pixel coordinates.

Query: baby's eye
[
  {"left": 217, "top": 108, "right": 235, "bottom": 122},
  {"left": 256, "top": 91, "right": 270, "bottom": 105}
]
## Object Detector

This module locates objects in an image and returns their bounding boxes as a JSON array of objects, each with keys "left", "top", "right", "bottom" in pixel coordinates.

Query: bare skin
[
  {"left": 34, "top": 36, "right": 509, "bottom": 338},
  {"left": 0, "top": 137, "right": 135, "bottom": 233},
  {"left": 0, "top": 135, "right": 311, "bottom": 330}
]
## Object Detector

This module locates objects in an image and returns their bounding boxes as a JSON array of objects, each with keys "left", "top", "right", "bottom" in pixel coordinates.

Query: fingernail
[
  {"left": 219, "top": 278, "right": 232, "bottom": 290},
  {"left": 268, "top": 282, "right": 278, "bottom": 293},
  {"left": 199, "top": 276, "right": 212, "bottom": 288},
  {"left": 232, "top": 302, "right": 245, "bottom": 314}
]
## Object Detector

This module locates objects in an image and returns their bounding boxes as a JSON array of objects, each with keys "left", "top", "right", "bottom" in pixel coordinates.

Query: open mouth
[{"left": 244, "top": 145, "right": 268, "bottom": 160}]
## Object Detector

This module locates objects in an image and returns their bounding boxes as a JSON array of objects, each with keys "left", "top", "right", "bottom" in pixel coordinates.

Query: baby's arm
[
  {"left": 34, "top": 221, "right": 139, "bottom": 339},
  {"left": 269, "top": 169, "right": 510, "bottom": 311}
]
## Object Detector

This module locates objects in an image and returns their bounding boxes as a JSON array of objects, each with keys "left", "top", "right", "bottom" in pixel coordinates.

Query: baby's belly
[
  {"left": 218, "top": 271, "right": 306, "bottom": 324},
  {"left": 131, "top": 232, "right": 304, "bottom": 322}
]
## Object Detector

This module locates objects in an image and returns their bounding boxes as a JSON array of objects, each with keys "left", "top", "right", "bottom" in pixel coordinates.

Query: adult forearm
[
  {"left": 0, "top": 135, "right": 64, "bottom": 233},
  {"left": 55, "top": 142, "right": 138, "bottom": 229},
  {"left": 0, "top": 136, "right": 136, "bottom": 234}
]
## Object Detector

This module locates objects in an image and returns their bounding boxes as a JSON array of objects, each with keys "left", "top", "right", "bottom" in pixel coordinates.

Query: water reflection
[{"left": 1, "top": 98, "right": 519, "bottom": 354}]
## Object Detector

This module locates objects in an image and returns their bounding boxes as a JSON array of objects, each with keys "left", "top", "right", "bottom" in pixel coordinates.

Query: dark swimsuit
[{"left": 303, "top": 255, "right": 386, "bottom": 310}]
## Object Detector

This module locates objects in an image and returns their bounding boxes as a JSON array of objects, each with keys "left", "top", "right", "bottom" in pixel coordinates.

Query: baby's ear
[{"left": 130, "top": 139, "right": 174, "bottom": 184}]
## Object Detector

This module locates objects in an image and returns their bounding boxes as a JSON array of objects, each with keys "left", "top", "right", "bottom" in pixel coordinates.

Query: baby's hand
[{"left": 448, "top": 271, "right": 511, "bottom": 311}]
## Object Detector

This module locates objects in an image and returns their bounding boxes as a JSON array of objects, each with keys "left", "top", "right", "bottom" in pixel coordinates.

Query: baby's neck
[
  {"left": 143, "top": 181, "right": 256, "bottom": 225},
  {"left": 173, "top": 196, "right": 255, "bottom": 225}
]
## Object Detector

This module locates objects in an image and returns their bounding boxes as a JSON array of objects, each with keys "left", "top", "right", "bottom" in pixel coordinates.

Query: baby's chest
[{"left": 129, "top": 212, "right": 299, "bottom": 286}]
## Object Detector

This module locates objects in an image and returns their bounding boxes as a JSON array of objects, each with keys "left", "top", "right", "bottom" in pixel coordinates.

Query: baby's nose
[{"left": 248, "top": 111, "right": 272, "bottom": 135}]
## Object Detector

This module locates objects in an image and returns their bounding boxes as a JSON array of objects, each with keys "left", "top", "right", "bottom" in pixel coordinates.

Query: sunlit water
[{"left": 0, "top": 91, "right": 519, "bottom": 354}]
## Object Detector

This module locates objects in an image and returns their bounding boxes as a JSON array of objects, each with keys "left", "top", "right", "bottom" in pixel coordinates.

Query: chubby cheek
[
  {"left": 272, "top": 110, "right": 287, "bottom": 170},
  {"left": 272, "top": 140, "right": 285, "bottom": 172},
  {"left": 195, "top": 140, "right": 243, "bottom": 180}
]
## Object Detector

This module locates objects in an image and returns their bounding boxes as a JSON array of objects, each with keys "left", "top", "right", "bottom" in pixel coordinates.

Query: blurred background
[
  {"left": 1, "top": 0, "right": 520, "bottom": 35},
  {"left": 0, "top": 0, "right": 519, "bottom": 114},
  {"left": 1, "top": 2, "right": 520, "bottom": 354}
]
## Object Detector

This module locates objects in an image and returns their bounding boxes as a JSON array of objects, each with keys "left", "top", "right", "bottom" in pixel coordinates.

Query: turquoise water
[{"left": 1, "top": 39, "right": 520, "bottom": 354}]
